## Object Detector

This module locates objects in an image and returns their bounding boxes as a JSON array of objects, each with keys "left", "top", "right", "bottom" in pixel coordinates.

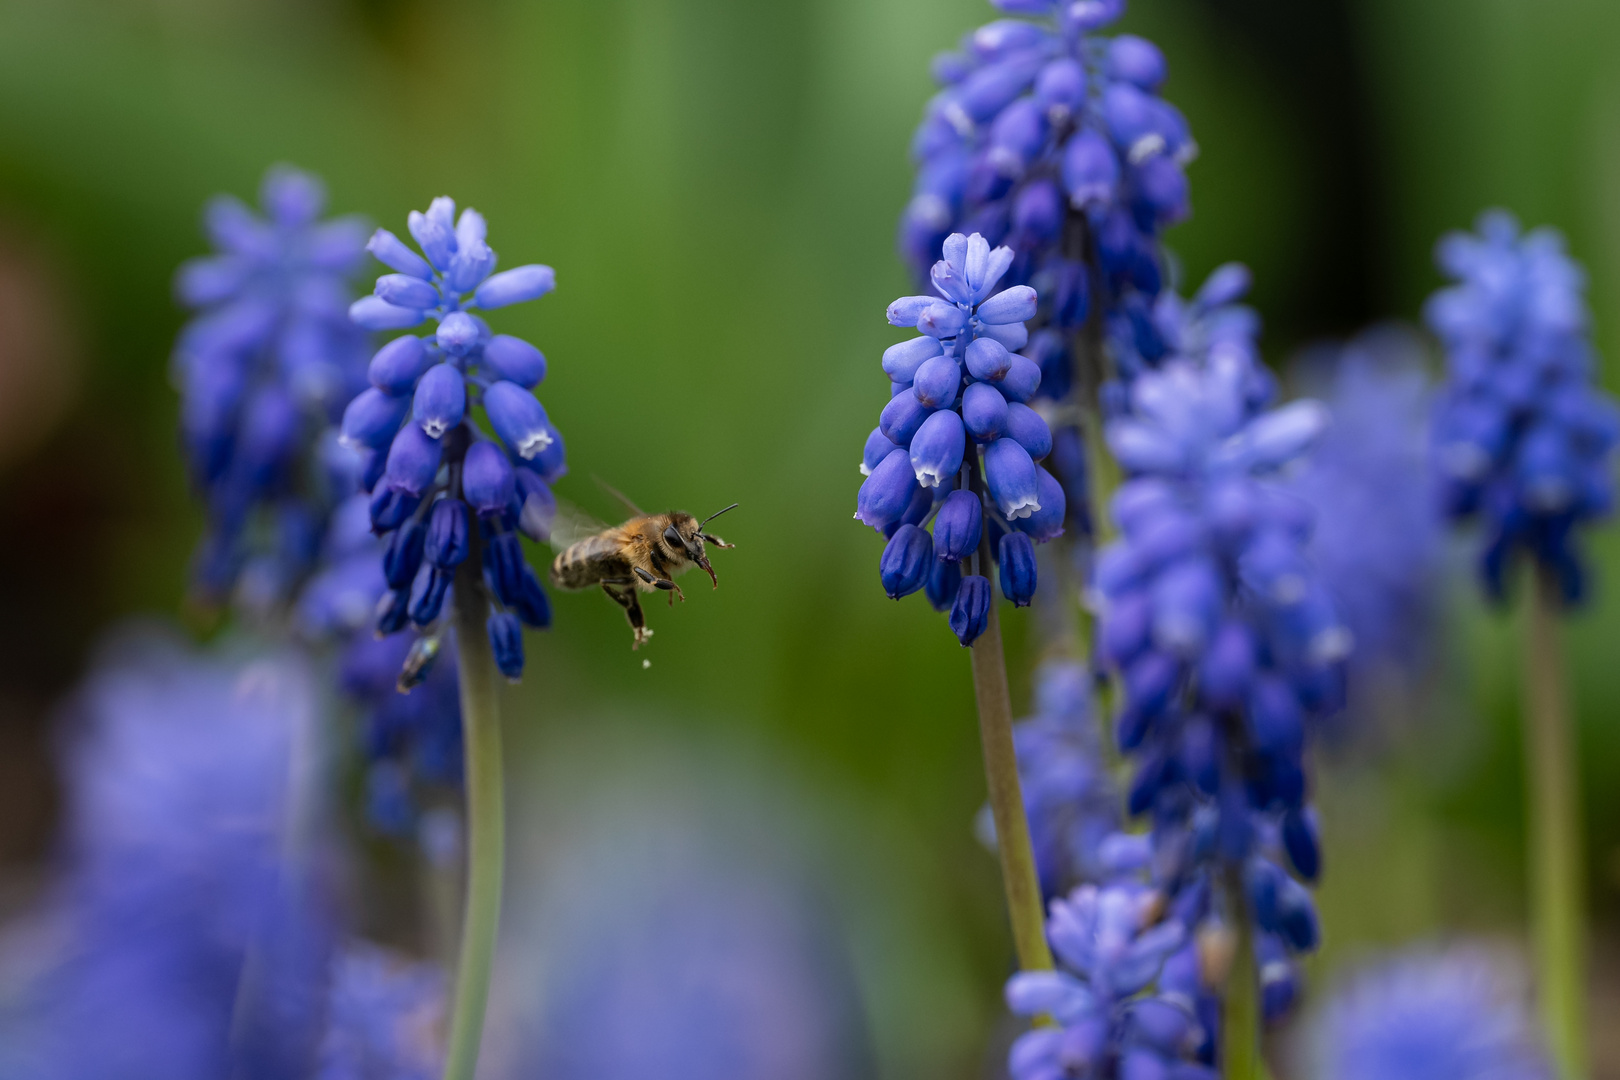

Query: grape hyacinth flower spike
[
  {"left": 901, "top": 0, "right": 1196, "bottom": 350},
  {"left": 856, "top": 230, "right": 1062, "bottom": 976},
  {"left": 1093, "top": 355, "right": 1347, "bottom": 1075},
  {"left": 1311, "top": 947, "right": 1552, "bottom": 1080},
  {"left": 344, "top": 196, "right": 561, "bottom": 683},
  {"left": 344, "top": 195, "right": 563, "bottom": 1080},
  {"left": 1427, "top": 211, "right": 1619, "bottom": 1080},
  {"left": 173, "top": 165, "right": 372, "bottom": 612},
  {"left": 1005, "top": 882, "right": 1216, "bottom": 1080}
]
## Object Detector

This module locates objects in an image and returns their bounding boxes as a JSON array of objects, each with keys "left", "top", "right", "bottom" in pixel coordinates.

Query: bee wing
[{"left": 543, "top": 497, "right": 612, "bottom": 551}]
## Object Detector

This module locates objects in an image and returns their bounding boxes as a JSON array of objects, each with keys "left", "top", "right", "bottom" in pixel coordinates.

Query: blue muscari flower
[
  {"left": 1, "top": 630, "right": 334, "bottom": 1079},
  {"left": 317, "top": 942, "right": 445, "bottom": 1080},
  {"left": 338, "top": 631, "right": 463, "bottom": 839},
  {"left": 342, "top": 197, "right": 562, "bottom": 680},
  {"left": 901, "top": 0, "right": 1192, "bottom": 322},
  {"left": 1092, "top": 351, "right": 1346, "bottom": 1011},
  {"left": 1289, "top": 327, "right": 1441, "bottom": 678},
  {"left": 860, "top": 231, "right": 1064, "bottom": 644},
  {"left": 1104, "top": 261, "right": 1272, "bottom": 400},
  {"left": 1311, "top": 946, "right": 1552, "bottom": 1080},
  {"left": 1004, "top": 881, "right": 1215, "bottom": 1080},
  {"left": 1427, "top": 210, "right": 1620, "bottom": 604},
  {"left": 173, "top": 165, "right": 373, "bottom": 610},
  {"left": 904, "top": 0, "right": 1193, "bottom": 525}
]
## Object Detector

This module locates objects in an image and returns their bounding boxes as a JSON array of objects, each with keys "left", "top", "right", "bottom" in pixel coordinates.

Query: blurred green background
[{"left": 1, "top": 0, "right": 1619, "bottom": 1074}]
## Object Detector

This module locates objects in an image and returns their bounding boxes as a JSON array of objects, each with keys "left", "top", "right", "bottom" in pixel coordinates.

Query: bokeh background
[{"left": 0, "top": 0, "right": 1618, "bottom": 1074}]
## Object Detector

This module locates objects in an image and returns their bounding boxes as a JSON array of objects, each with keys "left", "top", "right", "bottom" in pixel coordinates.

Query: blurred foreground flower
[
  {"left": 173, "top": 165, "right": 372, "bottom": 612},
  {"left": 0, "top": 629, "right": 328, "bottom": 1077},
  {"left": 1310, "top": 945, "right": 1551, "bottom": 1080},
  {"left": 0, "top": 627, "right": 446, "bottom": 1080}
]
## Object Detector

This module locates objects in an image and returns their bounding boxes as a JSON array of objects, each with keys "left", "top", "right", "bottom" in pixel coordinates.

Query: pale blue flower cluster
[
  {"left": 1428, "top": 211, "right": 1619, "bottom": 603},
  {"left": 1289, "top": 328, "right": 1440, "bottom": 676},
  {"left": 1005, "top": 881, "right": 1215, "bottom": 1080},
  {"left": 1312, "top": 947, "right": 1551, "bottom": 1080},
  {"left": 173, "top": 165, "right": 372, "bottom": 610}
]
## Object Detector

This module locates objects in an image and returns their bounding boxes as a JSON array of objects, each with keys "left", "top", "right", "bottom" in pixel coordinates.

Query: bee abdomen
[{"left": 550, "top": 536, "right": 626, "bottom": 590}]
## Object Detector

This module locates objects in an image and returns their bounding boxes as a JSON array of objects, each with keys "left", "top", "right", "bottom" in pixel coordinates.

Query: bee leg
[
  {"left": 632, "top": 566, "right": 685, "bottom": 603},
  {"left": 700, "top": 533, "right": 734, "bottom": 549},
  {"left": 601, "top": 582, "right": 651, "bottom": 650}
]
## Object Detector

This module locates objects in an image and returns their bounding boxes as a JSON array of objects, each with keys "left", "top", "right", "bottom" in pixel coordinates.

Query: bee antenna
[{"left": 700, "top": 502, "right": 739, "bottom": 527}]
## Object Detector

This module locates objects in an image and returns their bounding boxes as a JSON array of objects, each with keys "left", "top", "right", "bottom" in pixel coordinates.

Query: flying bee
[{"left": 548, "top": 489, "right": 738, "bottom": 650}]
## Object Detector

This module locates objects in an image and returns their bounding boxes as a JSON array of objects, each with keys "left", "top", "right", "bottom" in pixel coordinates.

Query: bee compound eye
[{"left": 663, "top": 525, "right": 684, "bottom": 548}]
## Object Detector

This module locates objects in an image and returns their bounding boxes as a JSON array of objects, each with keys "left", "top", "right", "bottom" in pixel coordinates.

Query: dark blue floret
[
  {"left": 998, "top": 531, "right": 1037, "bottom": 605},
  {"left": 881, "top": 524, "right": 934, "bottom": 599},
  {"left": 487, "top": 612, "right": 524, "bottom": 680},
  {"left": 950, "top": 574, "right": 992, "bottom": 645}
]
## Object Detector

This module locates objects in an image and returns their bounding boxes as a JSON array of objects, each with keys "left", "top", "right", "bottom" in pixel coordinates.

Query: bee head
[{"left": 662, "top": 503, "right": 738, "bottom": 588}]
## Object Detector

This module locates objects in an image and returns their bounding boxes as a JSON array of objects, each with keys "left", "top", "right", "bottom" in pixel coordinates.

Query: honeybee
[{"left": 549, "top": 490, "right": 738, "bottom": 650}]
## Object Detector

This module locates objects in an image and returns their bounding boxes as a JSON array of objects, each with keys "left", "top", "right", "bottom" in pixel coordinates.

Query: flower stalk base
[
  {"left": 441, "top": 550, "right": 507, "bottom": 1080},
  {"left": 968, "top": 492, "right": 1054, "bottom": 974},
  {"left": 1219, "top": 862, "right": 1261, "bottom": 1080},
  {"left": 1524, "top": 568, "right": 1587, "bottom": 1080}
]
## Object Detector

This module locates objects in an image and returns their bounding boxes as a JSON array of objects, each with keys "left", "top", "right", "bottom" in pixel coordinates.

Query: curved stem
[
  {"left": 441, "top": 548, "right": 505, "bottom": 1080},
  {"left": 967, "top": 458, "right": 1054, "bottom": 973},
  {"left": 1524, "top": 567, "right": 1587, "bottom": 1080}
]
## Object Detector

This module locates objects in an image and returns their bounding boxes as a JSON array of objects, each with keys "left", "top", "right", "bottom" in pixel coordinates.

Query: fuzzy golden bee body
[{"left": 549, "top": 503, "right": 736, "bottom": 649}]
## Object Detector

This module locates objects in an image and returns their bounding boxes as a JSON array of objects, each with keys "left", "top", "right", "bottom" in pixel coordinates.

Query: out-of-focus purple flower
[
  {"left": 1093, "top": 350, "right": 1344, "bottom": 1024},
  {"left": 1427, "top": 211, "right": 1620, "bottom": 604},
  {"left": 173, "top": 166, "right": 373, "bottom": 611},
  {"left": 1310, "top": 946, "right": 1552, "bottom": 1080},
  {"left": 507, "top": 740, "right": 875, "bottom": 1080},
  {"left": 342, "top": 196, "right": 563, "bottom": 681},
  {"left": 317, "top": 943, "right": 445, "bottom": 1080},
  {"left": 338, "top": 630, "right": 463, "bottom": 839},
  {"left": 1289, "top": 326, "right": 1441, "bottom": 678},
  {"left": 0, "top": 628, "right": 332, "bottom": 1079}
]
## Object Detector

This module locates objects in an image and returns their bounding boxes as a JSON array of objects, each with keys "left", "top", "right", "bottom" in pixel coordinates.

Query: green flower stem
[
  {"left": 968, "top": 459, "right": 1054, "bottom": 974},
  {"left": 1219, "top": 861, "right": 1261, "bottom": 1080},
  {"left": 1524, "top": 567, "right": 1587, "bottom": 1080},
  {"left": 442, "top": 545, "right": 506, "bottom": 1080}
]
